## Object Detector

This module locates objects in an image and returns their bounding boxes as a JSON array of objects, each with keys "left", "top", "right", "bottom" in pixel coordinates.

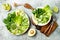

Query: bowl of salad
[
  {"left": 3, "top": 10, "right": 30, "bottom": 35},
  {"left": 31, "top": 5, "right": 52, "bottom": 26}
]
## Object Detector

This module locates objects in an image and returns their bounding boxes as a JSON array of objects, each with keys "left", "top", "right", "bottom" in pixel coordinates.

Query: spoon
[{"left": 24, "top": 3, "right": 34, "bottom": 10}]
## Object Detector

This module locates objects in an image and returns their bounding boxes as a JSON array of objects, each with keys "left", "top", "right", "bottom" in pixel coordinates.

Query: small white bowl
[{"left": 31, "top": 7, "right": 52, "bottom": 26}]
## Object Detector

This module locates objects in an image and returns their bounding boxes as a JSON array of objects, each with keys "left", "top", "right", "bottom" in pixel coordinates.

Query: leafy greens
[
  {"left": 32, "top": 5, "right": 52, "bottom": 24},
  {"left": 3, "top": 10, "right": 29, "bottom": 35}
]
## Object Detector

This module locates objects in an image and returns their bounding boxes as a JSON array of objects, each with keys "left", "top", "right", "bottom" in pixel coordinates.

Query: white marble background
[{"left": 0, "top": 0, "right": 60, "bottom": 40}]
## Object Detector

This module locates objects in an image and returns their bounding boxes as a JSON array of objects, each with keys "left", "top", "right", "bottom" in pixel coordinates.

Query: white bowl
[
  {"left": 31, "top": 7, "right": 52, "bottom": 26},
  {"left": 4, "top": 9, "right": 30, "bottom": 35}
]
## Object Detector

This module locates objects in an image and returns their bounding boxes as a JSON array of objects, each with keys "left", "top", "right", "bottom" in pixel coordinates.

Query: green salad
[
  {"left": 32, "top": 5, "right": 52, "bottom": 24},
  {"left": 3, "top": 10, "right": 29, "bottom": 35}
]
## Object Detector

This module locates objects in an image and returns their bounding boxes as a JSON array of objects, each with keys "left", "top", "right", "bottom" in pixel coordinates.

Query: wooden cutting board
[{"left": 31, "top": 17, "right": 58, "bottom": 37}]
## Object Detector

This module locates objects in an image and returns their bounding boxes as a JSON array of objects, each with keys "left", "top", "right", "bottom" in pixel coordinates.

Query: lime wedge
[
  {"left": 53, "top": 6, "right": 59, "bottom": 13},
  {"left": 2, "top": 3, "right": 11, "bottom": 11}
]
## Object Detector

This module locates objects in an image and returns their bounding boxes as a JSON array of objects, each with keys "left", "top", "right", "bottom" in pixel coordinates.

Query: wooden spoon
[{"left": 24, "top": 3, "right": 34, "bottom": 10}]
